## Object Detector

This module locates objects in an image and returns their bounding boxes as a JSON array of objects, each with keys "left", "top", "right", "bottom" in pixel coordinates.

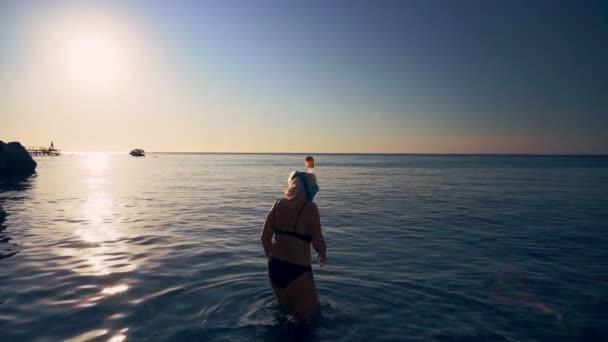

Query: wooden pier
[{"left": 26, "top": 146, "right": 61, "bottom": 156}]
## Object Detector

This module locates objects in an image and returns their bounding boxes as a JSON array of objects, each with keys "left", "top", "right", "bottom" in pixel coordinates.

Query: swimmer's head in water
[
  {"left": 286, "top": 171, "right": 318, "bottom": 201},
  {"left": 305, "top": 156, "right": 314, "bottom": 169}
]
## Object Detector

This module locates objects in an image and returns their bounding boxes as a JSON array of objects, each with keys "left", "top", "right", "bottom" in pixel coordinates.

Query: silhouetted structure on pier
[{"left": 26, "top": 141, "right": 61, "bottom": 156}]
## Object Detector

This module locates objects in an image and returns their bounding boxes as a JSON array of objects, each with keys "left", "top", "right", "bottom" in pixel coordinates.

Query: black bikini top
[{"left": 273, "top": 200, "right": 311, "bottom": 243}]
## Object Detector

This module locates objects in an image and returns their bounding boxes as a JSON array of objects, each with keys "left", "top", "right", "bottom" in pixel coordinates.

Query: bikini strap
[
  {"left": 293, "top": 201, "right": 307, "bottom": 231},
  {"left": 272, "top": 199, "right": 280, "bottom": 228}
]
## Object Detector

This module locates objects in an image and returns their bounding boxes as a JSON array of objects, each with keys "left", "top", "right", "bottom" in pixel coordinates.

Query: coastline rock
[{"left": 0, "top": 141, "right": 37, "bottom": 175}]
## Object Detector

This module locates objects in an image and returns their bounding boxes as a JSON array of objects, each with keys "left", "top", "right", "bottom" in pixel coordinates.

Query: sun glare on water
[{"left": 64, "top": 32, "right": 122, "bottom": 88}]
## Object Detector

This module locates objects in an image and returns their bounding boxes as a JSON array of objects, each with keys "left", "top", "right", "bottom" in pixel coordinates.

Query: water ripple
[{"left": 1, "top": 154, "right": 607, "bottom": 341}]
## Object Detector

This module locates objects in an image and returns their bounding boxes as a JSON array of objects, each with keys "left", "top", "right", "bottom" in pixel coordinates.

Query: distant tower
[{"left": 51, "top": 141, "right": 54, "bottom": 149}]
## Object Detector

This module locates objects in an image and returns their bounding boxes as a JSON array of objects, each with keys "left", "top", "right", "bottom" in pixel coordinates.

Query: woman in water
[{"left": 261, "top": 171, "right": 327, "bottom": 322}]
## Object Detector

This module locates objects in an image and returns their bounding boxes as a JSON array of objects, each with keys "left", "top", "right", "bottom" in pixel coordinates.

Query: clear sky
[{"left": 1, "top": 0, "right": 607, "bottom": 153}]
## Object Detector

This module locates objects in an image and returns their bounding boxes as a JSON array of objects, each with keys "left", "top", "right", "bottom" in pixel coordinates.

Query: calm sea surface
[{"left": 1, "top": 154, "right": 607, "bottom": 341}]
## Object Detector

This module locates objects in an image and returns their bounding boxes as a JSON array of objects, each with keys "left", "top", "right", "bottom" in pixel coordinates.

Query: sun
[{"left": 64, "top": 32, "right": 122, "bottom": 88}]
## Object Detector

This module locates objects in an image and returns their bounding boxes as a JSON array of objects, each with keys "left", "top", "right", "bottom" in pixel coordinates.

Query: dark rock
[{"left": 0, "top": 141, "right": 37, "bottom": 176}]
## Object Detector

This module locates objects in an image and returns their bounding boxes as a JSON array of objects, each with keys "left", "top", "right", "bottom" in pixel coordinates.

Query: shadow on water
[
  {"left": 0, "top": 206, "right": 17, "bottom": 261},
  {"left": 0, "top": 174, "right": 35, "bottom": 261},
  {"left": 0, "top": 173, "right": 35, "bottom": 192}
]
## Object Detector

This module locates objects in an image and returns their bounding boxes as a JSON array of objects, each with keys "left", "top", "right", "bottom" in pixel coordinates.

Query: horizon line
[{"left": 58, "top": 151, "right": 608, "bottom": 157}]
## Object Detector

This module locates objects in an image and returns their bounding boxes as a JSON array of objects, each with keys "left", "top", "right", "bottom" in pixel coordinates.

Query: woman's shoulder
[
  {"left": 302, "top": 201, "right": 319, "bottom": 216},
  {"left": 274, "top": 199, "right": 317, "bottom": 211},
  {"left": 273, "top": 198, "right": 290, "bottom": 210},
  {"left": 272, "top": 199, "right": 283, "bottom": 210}
]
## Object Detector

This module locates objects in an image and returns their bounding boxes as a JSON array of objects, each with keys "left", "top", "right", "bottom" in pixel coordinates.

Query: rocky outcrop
[{"left": 0, "top": 141, "right": 37, "bottom": 175}]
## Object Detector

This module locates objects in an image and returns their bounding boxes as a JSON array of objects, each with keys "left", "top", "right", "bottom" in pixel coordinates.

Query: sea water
[{"left": 1, "top": 154, "right": 607, "bottom": 341}]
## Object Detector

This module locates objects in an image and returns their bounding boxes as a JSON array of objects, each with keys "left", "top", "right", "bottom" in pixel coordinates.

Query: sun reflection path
[
  {"left": 65, "top": 329, "right": 108, "bottom": 342},
  {"left": 56, "top": 153, "right": 138, "bottom": 276},
  {"left": 65, "top": 328, "right": 129, "bottom": 342},
  {"left": 101, "top": 284, "right": 129, "bottom": 296},
  {"left": 79, "top": 283, "right": 131, "bottom": 308}
]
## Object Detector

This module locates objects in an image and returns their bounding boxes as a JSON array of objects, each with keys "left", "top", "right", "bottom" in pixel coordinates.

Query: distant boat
[{"left": 130, "top": 149, "right": 145, "bottom": 157}]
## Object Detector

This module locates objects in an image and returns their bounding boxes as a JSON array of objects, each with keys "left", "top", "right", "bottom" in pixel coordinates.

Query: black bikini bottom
[{"left": 268, "top": 257, "right": 312, "bottom": 289}]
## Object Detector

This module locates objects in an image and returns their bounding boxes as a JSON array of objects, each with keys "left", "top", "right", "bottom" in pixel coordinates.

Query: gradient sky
[{"left": 1, "top": 0, "right": 607, "bottom": 153}]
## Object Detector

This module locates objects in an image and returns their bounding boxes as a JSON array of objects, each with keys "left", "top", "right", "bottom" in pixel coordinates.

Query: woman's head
[{"left": 285, "top": 171, "right": 317, "bottom": 201}]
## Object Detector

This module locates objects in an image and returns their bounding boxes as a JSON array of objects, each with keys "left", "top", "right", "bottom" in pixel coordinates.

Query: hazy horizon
[
  {"left": 23, "top": 150, "right": 608, "bottom": 156},
  {"left": 2, "top": 1, "right": 607, "bottom": 154}
]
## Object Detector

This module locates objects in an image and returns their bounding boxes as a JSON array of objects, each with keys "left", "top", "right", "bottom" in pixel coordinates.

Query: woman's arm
[
  {"left": 309, "top": 203, "right": 326, "bottom": 266},
  {"left": 260, "top": 202, "right": 277, "bottom": 258}
]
